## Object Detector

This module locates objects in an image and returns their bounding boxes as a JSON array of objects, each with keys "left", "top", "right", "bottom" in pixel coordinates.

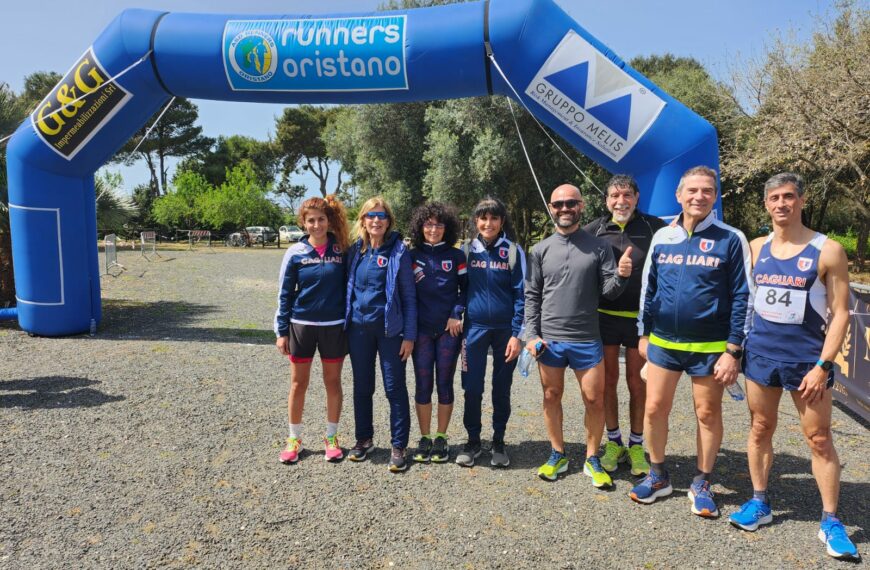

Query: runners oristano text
[
  {"left": 408, "top": 203, "right": 466, "bottom": 467},
  {"left": 525, "top": 184, "right": 630, "bottom": 487},
  {"left": 637, "top": 166, "right": 751, "bottom": 515},
  {"left": 731, "top": 172, "right": 859, "bottom": 559},
  {"left": 346, "top": 198, "right": 417, "bottom": 463},
  {"left": 274, "top": 195, "right": 351, "bottom": 467},
  {"left": 460, "top": 198, "right": 525, "bottom": 462},
  {"left": 584, "top": 175, "right": 665, "bottom": 480}
]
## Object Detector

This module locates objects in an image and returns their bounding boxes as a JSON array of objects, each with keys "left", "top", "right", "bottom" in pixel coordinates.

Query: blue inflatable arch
[{"left": 6, "top": 0, "right": 719, "bottom": 336}]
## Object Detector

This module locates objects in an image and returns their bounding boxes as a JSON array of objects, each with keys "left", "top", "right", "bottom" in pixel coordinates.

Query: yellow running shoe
[
  {"left": 583, "top": 456, "right": 613, "bottom": 488},
  {"left": 600, "top": 441, "right": 627, "bottom": 472},
  {"left": 628, "top": 444, "right": 650, "bottom": 476},
  {"left": 537, "top": 449, "right": 569, "bottom": 481}
]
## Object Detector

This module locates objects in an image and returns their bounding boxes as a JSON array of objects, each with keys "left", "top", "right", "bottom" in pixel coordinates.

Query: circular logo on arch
[{"left": 228, "top": 30, "right": 278, "bottom": 83}]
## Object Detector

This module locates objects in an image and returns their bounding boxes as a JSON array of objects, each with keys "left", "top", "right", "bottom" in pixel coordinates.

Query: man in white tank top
[{"left": 728, "top": 173, "right": 858, "bottom": 560}]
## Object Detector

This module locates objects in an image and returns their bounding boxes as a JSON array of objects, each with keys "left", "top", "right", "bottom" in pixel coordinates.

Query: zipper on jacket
[{"left": 674, "top": 230, "right": 691, "bottom": 337}]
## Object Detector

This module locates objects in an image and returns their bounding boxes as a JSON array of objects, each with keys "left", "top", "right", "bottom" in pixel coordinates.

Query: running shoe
[
  {"left": 455, "top": 440, "right": 482, "bottom": 467},
  {"left": 413, "top": 436, "right": 433, "bottom": 463},
  {"left": 600, "top": 441, "right": 628, "bottom": 472},
  {"left": 430, "top": 435, "right": 450, "bottom": 463},
  {"left": 818, "top": 518, "right": 860, "bottom": 560},
  {"left": 347, "top": 438, "right": 374, "bottom": 462},
  {"left": 538, "top": 449, "right": 569, "bottom": 481},
  {"left": 630, "top": 472, "right": 673, "bottom": 504},
  {"left": 583, "top": 456, "right": 613, "bottom": 488},
  {"left": 388, "top": 447, "right": 408, "bottom": 473},
  {"left": 627, "top": 444, "right": 650, "bottom": 476},
  {"left": 688, "top": 480, "right": 719, "bottom": 518},
  {"left": 729, "top": 498, "right": 772, "bottom": 531},
  {"left": 323, "top": 435, "right": 343, "bottom": 462},
  {"left": 490, "top": 439, "right": 510, "bottom": 467},
  {"left": 279, "top": 437, "right": 303, "bottom": 464}
]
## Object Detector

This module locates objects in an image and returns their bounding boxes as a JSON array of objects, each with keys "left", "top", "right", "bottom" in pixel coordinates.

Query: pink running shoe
[
  {"left": 279, "top": 437, "right": 303, "bottom": 464},
  {"left": 324, "top": 435, "right": 344, "bottom": 462}
]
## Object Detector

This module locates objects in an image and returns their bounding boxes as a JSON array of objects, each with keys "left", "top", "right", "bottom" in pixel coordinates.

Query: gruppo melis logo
[
  {"left": 525, "top": 30, "right": 666, "bottom": 162},
  {"left": 227, "top": 29, "right": 278, "bottom": 83},
  {"left": 31, "top": 47, "right": 131, "bottom": 160}
]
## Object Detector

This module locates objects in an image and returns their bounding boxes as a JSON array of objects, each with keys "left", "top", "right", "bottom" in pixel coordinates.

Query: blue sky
[{"left": 0, "top": 0, "right": 834, "bottom": 196}]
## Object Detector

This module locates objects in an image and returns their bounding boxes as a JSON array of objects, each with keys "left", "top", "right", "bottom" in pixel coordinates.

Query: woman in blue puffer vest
[{"left": 344, "top": 196, "right": 417, "bottom": 472}]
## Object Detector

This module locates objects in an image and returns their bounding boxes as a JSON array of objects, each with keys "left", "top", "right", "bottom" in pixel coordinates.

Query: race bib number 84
[{"left": 754, "top": 285, "right": 806, "bottom": 324}]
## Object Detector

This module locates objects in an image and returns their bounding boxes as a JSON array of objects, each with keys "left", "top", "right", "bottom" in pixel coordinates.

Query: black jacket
[{"left": 583, "top": 212, "right": 666, "bottom": 314}]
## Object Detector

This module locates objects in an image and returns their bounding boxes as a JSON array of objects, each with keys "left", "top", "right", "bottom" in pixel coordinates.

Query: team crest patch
[
  {"left": 332, "top": 244, "right": 341, "bottom": 254},
  {"left": 377, "top": 255, "right": 388, "bottom": 268},
  {"left": 699, "top": 239, "right": 715, "bottom": 253},
  {"left": 797, "top": 257, "right": 813, "bottom": 271},
  {"left": 441, "top": 260, "right": 453, "bottom": 271},
  {"left": 499, "top": 247, "right": 509, "bottom": 260}
]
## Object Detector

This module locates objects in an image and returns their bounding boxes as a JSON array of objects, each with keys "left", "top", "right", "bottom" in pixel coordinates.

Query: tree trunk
[
  {"left": 0, "top": 230, "right": 15, "bottom": 306},
  {"left": 856, "top": 216, "right": 868, "bottom": 273}
]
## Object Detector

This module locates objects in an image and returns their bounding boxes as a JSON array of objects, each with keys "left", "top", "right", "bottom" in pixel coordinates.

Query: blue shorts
[
  {"left": 538, "top": 340, "right": 603, "bottom": 371},
  {"left": 742, "top": 351, "right": 834, "bottom": 391},
  {"left": 647, "top": 343, "right": 718, "bottom": 377}
]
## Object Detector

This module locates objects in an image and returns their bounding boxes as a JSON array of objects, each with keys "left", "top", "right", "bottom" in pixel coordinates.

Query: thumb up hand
[{"left": 618, "top": 246, "right": 633, "bottom": 277}]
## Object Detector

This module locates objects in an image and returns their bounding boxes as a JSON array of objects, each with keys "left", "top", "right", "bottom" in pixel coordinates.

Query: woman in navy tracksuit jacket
[
  {"left": 407, "top": 202, "right": 467, "bottom": 464},
  {"left": 457, "top": 197, "right": 525, "bottom": 468},
  {"left": 345, "top": 196, "right": 417, "bottom": 472},
  {"left": 274, "top": 195, "right": 350, "bottom": 465}
]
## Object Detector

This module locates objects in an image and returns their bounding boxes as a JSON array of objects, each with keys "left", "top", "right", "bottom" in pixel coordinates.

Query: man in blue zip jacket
[{"left": 631, "top": 166, "right": 752, "bottom": 519}]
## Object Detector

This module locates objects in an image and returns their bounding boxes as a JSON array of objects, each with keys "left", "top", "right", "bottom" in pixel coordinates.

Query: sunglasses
[
  {"left": 550, "top": 199, "right": 581, "bottom": 210},
  {"left": 364, "top": 211, "right": 389, "bottom": 220},
  {"left": 423, "top": 223, "right": 445, "bottom": 229}
]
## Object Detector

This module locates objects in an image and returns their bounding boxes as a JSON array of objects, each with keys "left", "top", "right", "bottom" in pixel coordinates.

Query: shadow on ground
[
  {"left": 98, "top": 299, "right": 274, "bottom": 345},
  {"left": 0, "top": 376, "right": 124, "bottom": 409}
]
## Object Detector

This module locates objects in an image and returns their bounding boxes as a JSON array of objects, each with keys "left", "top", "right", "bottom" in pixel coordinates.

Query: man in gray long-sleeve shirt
[{"left": 525, "top": 183, "right": 631, "bottom": 487}]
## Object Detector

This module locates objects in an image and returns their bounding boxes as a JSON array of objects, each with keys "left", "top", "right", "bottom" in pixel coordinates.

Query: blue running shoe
[
  {"left": 629, "top": 472, "right": 672, "bottom": 504},
  {"left": 729, "top": 498, "right": 772, "bottom": 531},
  {"left": 688, "top": 480, "right": 719, "bottom": 518},
  {"left": 819, "top": 518, "right": 860, "bottom": 560}
]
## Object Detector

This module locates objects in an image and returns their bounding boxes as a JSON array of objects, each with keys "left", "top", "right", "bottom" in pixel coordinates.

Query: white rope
[
  {"left": 130, "top": 96, "right": 176, "bottom": 155},
  {"left": 0, "top": 50, "right": 153, "bottom": 148},
  {"left": 505, "top": 98, "right": 555, "bottom": 225},
  {"left": 488, "top": 52, "right": 605, "bottom": 198}
]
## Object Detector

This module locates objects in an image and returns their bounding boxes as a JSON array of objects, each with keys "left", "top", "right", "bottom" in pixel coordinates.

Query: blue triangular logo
[
  {"left": 587, "top": 94, "right": 631, "bottom": 139},
  {"left": 544, "top": 62, "right": 589, "bottom": 107}
]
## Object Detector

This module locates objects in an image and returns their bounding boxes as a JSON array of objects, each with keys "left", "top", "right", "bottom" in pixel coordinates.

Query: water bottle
[
  {"left": 518, "top": 341, "right": 544, "bottom": 378},
  {"left": 726, "top": 380, "right": 745, "bottom": 401},
  {"left": 518, "top": 349, "right": 534, "bottom": 378}
]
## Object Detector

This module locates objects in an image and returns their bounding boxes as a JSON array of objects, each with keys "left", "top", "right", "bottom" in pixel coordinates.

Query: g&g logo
[
  {"left": 227, "top": 30, "right": 278, "bottom": 83},
  {"left": 31, "top": 47, "right": 131, "bottom": 160}
]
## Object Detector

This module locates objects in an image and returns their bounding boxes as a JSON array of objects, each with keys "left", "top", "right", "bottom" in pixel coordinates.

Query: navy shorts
[
  {"left": 742, "top": 351, "right": 834, "bottom": 391},
  {"left": 647, "top": 343, "right": 718, "bottom": 377},
  {"left": 599, "top": 312, "right": 640, "bottom": 349},
  {"left": 538, "top": 340, "right": 603, "bottom": 371}
]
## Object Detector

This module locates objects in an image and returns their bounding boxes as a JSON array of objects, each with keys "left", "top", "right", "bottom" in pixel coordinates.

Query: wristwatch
[
  {"left": 816, "top": 359, "right": 834, "bottom": 371},
  {"left": 725, "top": 347, "right": 743, "bottom": 359}
]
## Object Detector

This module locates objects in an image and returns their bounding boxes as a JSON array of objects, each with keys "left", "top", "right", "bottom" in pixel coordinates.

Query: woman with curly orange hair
[{"left": 275, "top": 194, "right": 351, "bottom": 465}]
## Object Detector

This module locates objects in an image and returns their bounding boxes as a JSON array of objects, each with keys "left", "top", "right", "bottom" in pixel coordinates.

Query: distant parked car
[
  {"left": 279, "top": 225, "right": 305, "bottom": 242},
  {"left": 245, "top": 226, "right": 277, "bottom": 244}
]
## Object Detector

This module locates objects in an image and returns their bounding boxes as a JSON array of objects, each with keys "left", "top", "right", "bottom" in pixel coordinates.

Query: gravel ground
[{"left": 0, "top": 246, "right": 867, "bottom": 569}]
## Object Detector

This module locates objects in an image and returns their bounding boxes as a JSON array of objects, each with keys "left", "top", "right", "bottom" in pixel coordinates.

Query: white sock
[
  {"left": 326, "top": 422, "right": 338, "bottom": 438},
  {"left": 289, "top": 423, "right": 303, "bottom": 439}
]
